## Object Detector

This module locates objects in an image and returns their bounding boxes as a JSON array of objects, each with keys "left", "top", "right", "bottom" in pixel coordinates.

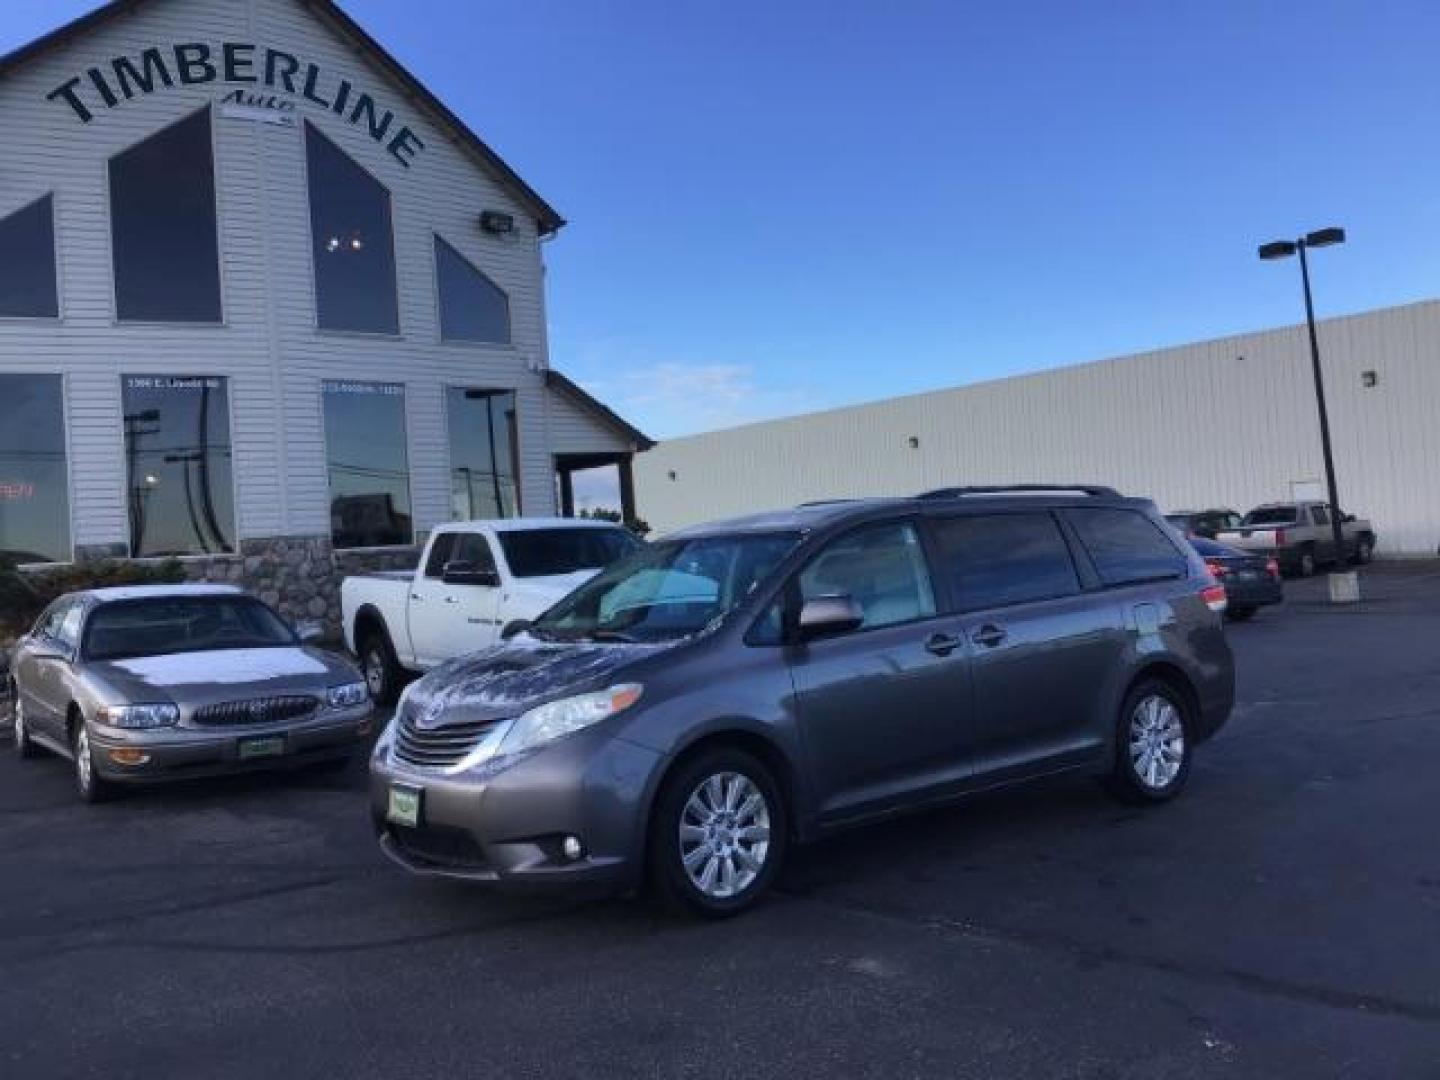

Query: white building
[
  {"left": 0, "top": 0, "right": 650, "bottom": 624},
  {"left": 635, "top": 298, "right": 1440, "bottom": 556}
]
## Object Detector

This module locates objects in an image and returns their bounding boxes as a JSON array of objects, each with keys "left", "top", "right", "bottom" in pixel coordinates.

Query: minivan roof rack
[{"left": 918, "top": 484, "right": 1121, "bottom": 499}]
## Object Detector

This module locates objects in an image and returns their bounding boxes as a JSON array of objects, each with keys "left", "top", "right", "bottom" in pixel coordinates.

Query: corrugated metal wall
[
  {"left": 636, "top": 299, "right": 1440, "bottom": 555},
  {"left": 0, "top": 0, "right": 629, "bottom": 557}
]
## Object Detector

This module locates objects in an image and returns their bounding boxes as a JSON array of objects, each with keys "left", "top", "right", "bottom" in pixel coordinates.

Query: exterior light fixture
[
  {"left": 1361, "top": 370, "right": 1378, "bottom": 388},
  {"left": 480, "top": 210, "right": 515, "bottom": 235},
  {"left": 907, "top": 435, "right": 920, "bottom": 449}
]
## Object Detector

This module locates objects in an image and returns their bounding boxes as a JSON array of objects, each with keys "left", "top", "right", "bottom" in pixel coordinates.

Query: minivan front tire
[
  {"left": 1105, "top": 679, "right": 1192, "bottom": 804},
  {"left": 649, "top": 746, "right": 789, "bottom": 918}
]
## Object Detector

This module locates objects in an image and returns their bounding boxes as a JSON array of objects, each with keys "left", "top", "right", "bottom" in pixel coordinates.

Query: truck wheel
[
  {"left": 359, "top": 629, "right": 404, "bottom": 706},
  {"left": 1352, "top": 537, "right": 1374, "bottom": 565},
  {"left": 1298, "top": 548, "right": 1317, "bottom": 578}
]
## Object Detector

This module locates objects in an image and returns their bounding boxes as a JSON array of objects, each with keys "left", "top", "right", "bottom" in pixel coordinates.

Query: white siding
[
  {"left": 636, "top": 299, "right": 1440, "bottom": 556},
  {"left": 0, "top": 0, "right": 625, "bottom": 556}
]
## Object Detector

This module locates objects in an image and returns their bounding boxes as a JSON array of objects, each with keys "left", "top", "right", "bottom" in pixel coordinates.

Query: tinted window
[
  {"left": 37, "top": 600, "right": 72, "bottom": 641},
  {"left": 0, "top": 195, "right": 58, "bottom": 317},
  {"left": 535, "top": 533, "right": 799, "bottom": 644},
  {"left": 451, "top": 533, "right": 497, "bottom": 574},
  {"left": 931, "top": 513, "right": 1079, "bottom": 610},
  {"left": 799, "top": 522, "right": 936, "bottom": 631},
  {"left": 1311, "top": 506, "right": 1330, "bottom": 526},
  {"left": 0, "top": 374, "right": 70, "bottom": 563},
  {"left": 447, "top": 388, "right": 519, "bottom": 519},
  {"left": 323, "top": 381, "right": 411, "bottom": 548},
  {"left": 435, "top": 236, "right": 510, "bottom": 344},
  {"left": 110, "top": 109, "right": 221, "bottom": 322},
  {"left": 122, "top": 376, "right": 234, "bottom": 557},
  {"left": 57, "top": 603, "right": 84, "bottom": 650},
  {"left": 83, "top": 596, "right": 294, "bottom": 661},
  {"left": 1070, "top": 508, "right": 1186, "bottom": 586},
  {"left": 498, "top": 527, "right": 638, "bottom": 579},
  {"left": 1243, "top": 507, "right": 1297, "bottom": 526},
  {"left": 306, "top": 122, "right": 398, "bottom": 334},
  {"left": 424, "top": 533, "right": 458, "bottom": 577}
]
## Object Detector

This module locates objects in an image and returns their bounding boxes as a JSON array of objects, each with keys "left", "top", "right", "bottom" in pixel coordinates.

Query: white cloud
[{"left": 577, "top": 361, "right": 812, "bottom": 439}]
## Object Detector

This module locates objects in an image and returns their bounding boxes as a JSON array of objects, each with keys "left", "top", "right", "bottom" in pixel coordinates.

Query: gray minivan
[{"left": 370, "top": 487, "right": 1234, "bottom": 916}]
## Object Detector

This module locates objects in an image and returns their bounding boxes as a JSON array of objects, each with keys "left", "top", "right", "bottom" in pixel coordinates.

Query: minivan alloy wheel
[
  {"left": 1128, "top": 694, "right": 1185, "bottom": 791},
  {"left": 679, "top": 772, "right": 772, "bottom": 900}
]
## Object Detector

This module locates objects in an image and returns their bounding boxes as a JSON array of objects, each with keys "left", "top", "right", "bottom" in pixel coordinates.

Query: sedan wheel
[
  {"left": 73, "top": 723, "right": 112, "bottom": 804},
  {"left": 12, "top": 695, "right": 38, "bottom": 759},
  {"left": 650, "top": 748, "right": 787, "bottom": 917},
  {"left": 1105, "top": 679, "right": 1192, "bottom": 804}
]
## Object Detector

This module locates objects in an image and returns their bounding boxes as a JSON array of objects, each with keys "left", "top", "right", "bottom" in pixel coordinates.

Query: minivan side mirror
[
  {"left": 500, "top": 618, "right": 532, "bottom": 641},
  {"left": 796, "top": 595, "right": 865, "bottom": 641},
  {"left": 443, "top": 561, "right": 500, "bottom": 588}
]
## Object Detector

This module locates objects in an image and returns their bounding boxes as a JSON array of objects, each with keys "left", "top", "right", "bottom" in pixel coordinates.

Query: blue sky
[{"left": 6, "top": 0, "right": 1440, "bottom": 444}]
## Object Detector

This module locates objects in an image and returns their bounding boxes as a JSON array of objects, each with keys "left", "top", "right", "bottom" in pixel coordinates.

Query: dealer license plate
[
  {"left": 238, "top": 735, "right": 285, "bottom": 760},
  {"left": 387, "top": 785, "right": 422, "bottom": 828}
]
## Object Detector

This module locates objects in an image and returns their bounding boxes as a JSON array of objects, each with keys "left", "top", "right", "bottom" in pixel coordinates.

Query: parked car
[
  {"left": 7, "top": 584, "right": 373, "bottom": 802},
  {"left": 1188, "top": 536, "right": 1282, "bottom": 621},
  {"left": 1217, "top": 501, "right": 1376, "bottom": 576},
  {"left": 343, "top": 518, "right": 641, "bottom": 704},
  {"left": 370, "top": 487, "right": 1234, "bottom": 917},
  {"left": 1164, "top": 508, "right": 1243, "bottom": 539}
]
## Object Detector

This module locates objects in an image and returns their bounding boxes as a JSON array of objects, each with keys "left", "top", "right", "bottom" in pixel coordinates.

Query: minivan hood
[{"left": 406, "top": 641, "right": 664, "bottom": 729}]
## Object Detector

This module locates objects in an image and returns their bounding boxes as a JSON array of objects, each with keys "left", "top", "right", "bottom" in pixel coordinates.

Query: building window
[
  {"left": 109, "top": 108, "right": 222, "bottom": 323},
  {"left": 323, "top": 381, "right": 413, "bottom": 549},
  {"left": 435, "top": 235, "right": 510, "bottom": 344},
  {"left": 446, "top": 387, "right": 519, "bottom": 520},
  {"left": 122, "top": 376, "right": 235, "bottom": 557},
  {"left": 0, "top": 196, "right": 59, "bottom": 318},
  {"left": 0, "top": 375, "right": 70, "bottom": 564},
  {"left": 305, "top": 122, "right": 399, "bottom": 335}
]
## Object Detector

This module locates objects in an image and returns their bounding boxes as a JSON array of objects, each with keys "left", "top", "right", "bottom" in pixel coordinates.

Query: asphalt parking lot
[{"left": 3, "top": 564, "right": 1439, "bottom": 1079}]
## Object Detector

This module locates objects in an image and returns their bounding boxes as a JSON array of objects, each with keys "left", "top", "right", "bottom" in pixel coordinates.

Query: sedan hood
[
  {"left": 406, "top": 641, "right": 664, "bottom": 730},
  {"left": 88, "top": 646, "right": 358, "bottom": 706}
]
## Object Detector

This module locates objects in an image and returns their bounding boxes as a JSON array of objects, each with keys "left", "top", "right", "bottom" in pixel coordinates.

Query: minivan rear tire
[
  {"left": 648, "top": 746, "right": 789, "bottom": 918},
  {"left": 1104, "top": 678, "right": 1192, "bottom": 805}
]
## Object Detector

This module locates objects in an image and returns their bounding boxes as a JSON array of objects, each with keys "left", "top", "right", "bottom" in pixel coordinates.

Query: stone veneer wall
[{"left": 74, "top": 535, "right": 421, "bottom": 642}]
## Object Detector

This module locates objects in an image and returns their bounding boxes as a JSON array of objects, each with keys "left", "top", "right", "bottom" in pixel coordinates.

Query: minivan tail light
[{"left": 1201, "top": 584, "right": 1228, "bottom": 614}]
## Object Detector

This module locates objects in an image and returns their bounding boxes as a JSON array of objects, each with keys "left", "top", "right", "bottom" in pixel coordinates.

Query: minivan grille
[
  {"left": 193, "top": 695, "right": 318, "bottom": 727},
  {"left": 393, "top": 714, "right": 501, "bottom": 769}
]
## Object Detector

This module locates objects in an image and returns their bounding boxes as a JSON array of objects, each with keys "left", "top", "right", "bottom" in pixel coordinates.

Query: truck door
[{"left": 408, "top": 533, "right": 503, "bottom": 665}]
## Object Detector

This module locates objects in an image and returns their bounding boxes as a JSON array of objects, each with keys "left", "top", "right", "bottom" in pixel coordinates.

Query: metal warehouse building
[
  {"left": 0, "top": 0, "right": 650, "bottom": 628},
  {"left": 636, "top": 298, "right": 1440, "bottom": 556}
]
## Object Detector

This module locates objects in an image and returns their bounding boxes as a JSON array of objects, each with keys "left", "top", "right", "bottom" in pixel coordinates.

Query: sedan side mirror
[
  {"left": 442, "top": 561, "right": 501, "bottom": 588},
  {"left": 27, "top": 641, "right": 71, "bottom": 663},
  {"left": 796, "top": 595, "right": 865, "bottom": 641}
]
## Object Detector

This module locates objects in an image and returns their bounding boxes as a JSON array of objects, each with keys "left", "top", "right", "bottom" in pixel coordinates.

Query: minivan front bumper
[{"left": 369, "top": 724, "right": 662, "bottom": 893}]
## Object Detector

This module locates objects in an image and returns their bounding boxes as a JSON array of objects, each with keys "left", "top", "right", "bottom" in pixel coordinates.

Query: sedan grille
[
  {"left": 393, "top": 714, "right": 501, "bottom": 770},
  {"left": 193, "top": 695, "right": 318, "bottom": 727}
]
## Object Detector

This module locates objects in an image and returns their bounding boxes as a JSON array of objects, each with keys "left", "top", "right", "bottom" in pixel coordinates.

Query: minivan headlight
[
  {"left": 327, "top": 682, "right": 370, "bottom": 709},
  {"left": 498, "top": 684, "right": 643, "bottom": 758},
  {"left": 97, "top": 703, "right": 179, "bottom": 729}
]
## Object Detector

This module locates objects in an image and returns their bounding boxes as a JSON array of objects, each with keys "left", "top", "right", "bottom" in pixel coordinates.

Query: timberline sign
[{"left": 46, "top": 42, "right": 426, "bottom": 168}]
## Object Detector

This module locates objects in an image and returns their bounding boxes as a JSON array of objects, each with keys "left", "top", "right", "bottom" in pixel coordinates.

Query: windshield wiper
[{"left": 587, "top": 629, "right": 639, "bottom": 644}]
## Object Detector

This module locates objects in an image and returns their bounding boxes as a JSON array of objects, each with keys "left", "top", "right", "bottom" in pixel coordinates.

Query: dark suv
[{"left": 370, "top": 486, "right": 1234, "bottom": 916}]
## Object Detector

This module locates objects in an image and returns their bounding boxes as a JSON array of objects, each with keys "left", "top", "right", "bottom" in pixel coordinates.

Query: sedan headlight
[
  {"left": 497, "top": 684, "right": 643, "bottom": 758},
  {"left": 327, "top": 682, "right": 370, "bottom": 709},
  {"left": 97, "top": 703, "right": 179, "bottom": 730}
]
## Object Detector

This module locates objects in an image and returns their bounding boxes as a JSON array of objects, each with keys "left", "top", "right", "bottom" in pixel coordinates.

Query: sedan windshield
[
  {"left": 83, "top": 597, "right": 297, "bottom": 661},
  {"left": 532, "top": 532, "right": 801, "bottom": 644},
  {"left": 1243, "top": 507, "right": 1297, "bottom": 526},
  {"left": 498, "top": 527, "right": 639, "bottom": 579}
]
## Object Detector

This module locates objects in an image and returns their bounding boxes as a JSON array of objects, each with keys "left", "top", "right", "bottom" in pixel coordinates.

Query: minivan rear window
[
  {"left": 931, "top": 513, "right": 1079, "bottom": 610},
  {"left": 1069, "top": 508, "right": 1186, "bottom": 587}
]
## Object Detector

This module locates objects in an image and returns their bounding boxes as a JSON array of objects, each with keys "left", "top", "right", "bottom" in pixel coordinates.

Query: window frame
[
  {"left": 752, "top": 515, "right": 945, "bottom": 646},
  {"left": 432, "top": 233, "right": 512, "bottom": 347},
  {"left": 923, "top": 508, "right": 1086, "bottom": 615},
  {"left": 302, "top": 120, "right": 402, "bottom": 339},
  {"left": 1060, "top": 506, "right": 1190, "bottom": 590},
  {"left": 105, "top": 105, "right": 226, "bottom": 327},
  {"left": 319, "top": 378, "right": 415, "bottom": 552},
  {"left": 119, "top": 373, "right": 242, "bottom": 560},
  {"left": 0, "top": 193, "right": 61, "bottom": 322}
]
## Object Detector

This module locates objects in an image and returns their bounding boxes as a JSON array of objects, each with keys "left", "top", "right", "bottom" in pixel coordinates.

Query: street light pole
[{"left": 1257, "top": 226, "right": 1349, "bottom": 576}]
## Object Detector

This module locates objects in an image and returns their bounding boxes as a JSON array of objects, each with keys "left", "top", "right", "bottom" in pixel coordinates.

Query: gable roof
[
  {"left": 0, "top": 0, "right": 565, "bottom": 236},
  {"left": 545, "top": 370, "right": 655, "bottom": 451}
]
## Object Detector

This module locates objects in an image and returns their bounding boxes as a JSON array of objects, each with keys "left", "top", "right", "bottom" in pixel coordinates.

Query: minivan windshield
[
  {"left": 498, "top": 527, "right": 639, "bottom": 579},
  {"left": 531, "top": 532, "right": 801, "bottom": 644},
  {"left": 1242, "top": 507, "right": 1297, "bottom": 526},
  {"left": 83, "top": 597, "right": 297, "bottom": 661}
]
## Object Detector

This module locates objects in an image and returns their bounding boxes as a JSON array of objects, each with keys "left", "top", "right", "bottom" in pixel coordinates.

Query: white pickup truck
[{"left": 342, "top": 518, "right": 640, "bottom": 702}]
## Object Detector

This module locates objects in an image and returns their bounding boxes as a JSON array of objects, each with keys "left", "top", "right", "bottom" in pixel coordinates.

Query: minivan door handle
[
  {"left": 971, "top": 624, "right": 1008, "bottom": 649},
  {"left": 924, "top": 632, "right": 963, "bottom": 657}
]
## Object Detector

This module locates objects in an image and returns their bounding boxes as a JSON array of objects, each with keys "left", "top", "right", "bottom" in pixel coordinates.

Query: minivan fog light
[{"left": 562, "top": 836, "right": 584, "bottom": 862}]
